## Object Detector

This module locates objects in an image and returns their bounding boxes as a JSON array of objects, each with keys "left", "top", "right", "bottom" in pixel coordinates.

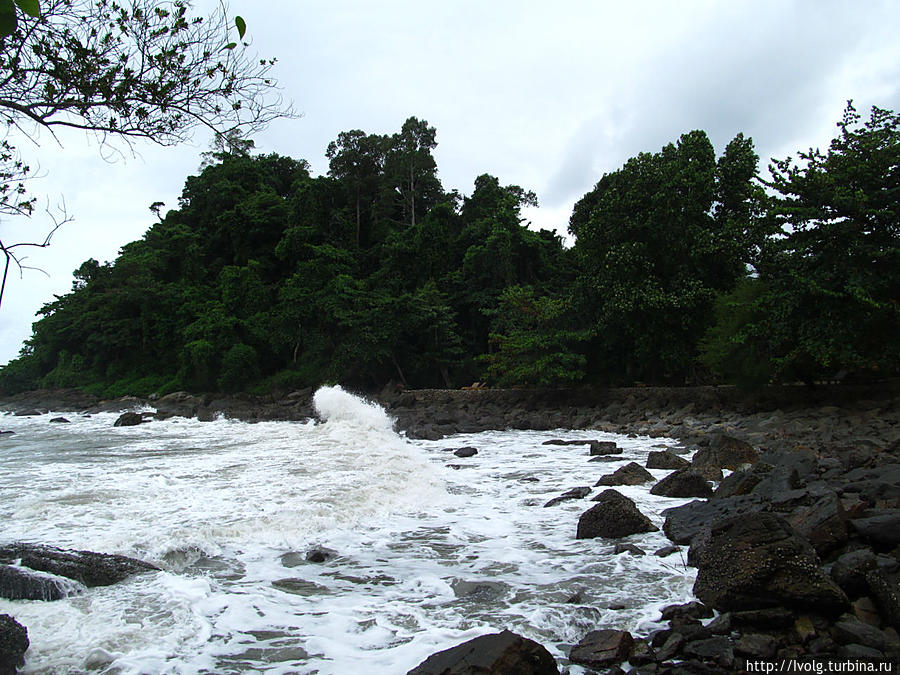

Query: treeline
[{"left": 1, "top": 104, "right": 897, "bottom": 396}]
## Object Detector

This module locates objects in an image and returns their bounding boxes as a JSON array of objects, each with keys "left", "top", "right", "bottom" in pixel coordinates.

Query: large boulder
[
  {"left": 569, "top": 629, "right": 633, "bottom": 669},
  {"left": 646, "top": 450, "right": 690, "bottom": 470},
  {"left": 0, "top": 544, "right": 158, "bottom": 588},
  {"left": 849, "top": 510, "right": 900, "bottom": 548},
  {"left": 0, "top": 615, "right": 28, "bottom": 675},
  {"left": 692, "top": 434, "right": 758, "bottom": 471},
  {"left": 589, "top": 441, "right": 622, "bottom": 456},
  {"left": 154, "top": 391, "right": 203, "bottom": 419},
  {"left": 692, "top": 512, "right": 848, "bottom": 616},
  {"left": 663, "top": 495, "right": 764, "bottom": 544},
  {"left": 406, "top": 629, "right": 559, "bottom": 674},
  {"left": 650, "top": 469, "right": 713, "bottom": 498},
  {"left": 577, "top": 490, "right": 658, "bottom": 539},
  {"left": 113, "top": 412, "right": 145, "bottom": 427},
  {"left": 595, "top": 462, "right": 654, "bottom": 486},
  {"left": 0, "top": 565, "right": 83, "bottom": 601}
]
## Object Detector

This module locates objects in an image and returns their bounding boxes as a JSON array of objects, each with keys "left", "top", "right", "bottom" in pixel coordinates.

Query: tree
[
  {"left": 326, "top": 129, "right": 386, "bottom": 247},
  {"left": 571, "top": 130, "right": 753, "bottom": 382},
  {"left": 0, "top": 0, "right": 293, "bottom": 308},
  {"left": 382, "top": 116, "right": 442, "bottom": 228},
  {"left": 724, "top": 102, "right": 900, "bottom": 380}
]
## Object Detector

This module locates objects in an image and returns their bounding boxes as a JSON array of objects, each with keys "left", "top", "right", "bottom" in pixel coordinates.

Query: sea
[{"left": 0, "top": 386, "right": 698, "bottom": 674}]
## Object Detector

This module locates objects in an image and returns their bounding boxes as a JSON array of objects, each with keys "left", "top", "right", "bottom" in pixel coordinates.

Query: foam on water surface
[{"left": 0, "top": 387, "right": 698, "bottom": 674}]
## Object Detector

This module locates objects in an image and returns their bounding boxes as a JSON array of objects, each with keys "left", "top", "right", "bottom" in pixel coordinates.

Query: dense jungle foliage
[{"left": 1, "top": 103, "right": 897, "bottom": 396}]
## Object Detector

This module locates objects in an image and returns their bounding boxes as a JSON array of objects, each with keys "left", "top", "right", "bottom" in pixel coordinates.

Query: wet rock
[
  {"left": 850, "top": 510, "right": 900, "bottom": 548},
  {"left": 837, "top": 643, "right": 886, "bottom": 660},
  {"left": 14, "top": 409, "right": 41, "bottom": 417},
  {"left": 662, "top": 495, "right": 765, "bottom": 544},
  {"left": 0, "top": 565, "right": 83, "bottom": 601},
  {"left": 734, "top": 633, "right": 778, "bottom": 659},
  {"left": 0, "top": 543, "right": 158, "bottom": 588},
  {"left": 614, "top": 543, "right": 645, "bottom": 556},
  {"left": 628, "top": 638, "right": 656, "bottom": 666},
  {"left": 154, "top": 391, "right": 203, "bottom": 419},
  {"left": 832, "top": 616, "right": 888, "bottom": 650},
  {"left": 866, "top": 570, "right": 900, "bottom": 630},
  {"left": 305, "top": 547, "right": 337, "bottom": 563},
  {"left": 543, "top": 439, "right": 597, "bottom": 446},
  {"left": 650, "top": 469, "right": 714, "bottom": 498},
  {"left": 406, "top": 629, "right": 559, "bottom": 674},
  {"left": 569, "top": 629, "right": 633, "bottom": 669},
  {"left": 774, "top": 485, "right": 849, "bottom": 556},
  {"left": 113, "top": 412, "right": 145, "bottom": 427},
  {"left": 730, "top": 608, "right": 795, "bottom": 629},
  {"left": 453, "top": 447, "right": 478, "bottom": 458},
  {"left": 576, "top": 490, "right": 658, "bottom": 539},
  {"left": 655, "top": 545, "right": 680, "bottom": 558},
  {"left": 681, "top": 636, "right": 734, "bottom": 667},
  {"left": 646, "top": 450, "right": 690, "bottom": 470},
  {"left": 543, "top": 487, "right": 591, "bottom": 507},
  {"left": 595, "top": 462, "right": 654, "bottom": 486},
  {"left": 692, "top": 512, "right": 848, "bottom": 616},
  {"left": 655, "top": 632, "right": 684, "bottom": 661},
  {"left": 589, "top": 441, "right": 622, "bottom": 456},
  {"left": 660, "top": 601, "right": 714, "bottom": 622},
  {"left": 0, "top": 614, "right": 28, "bottom": 675},
  {"left": 49, "top": 417, "right": 70, "bottom": 423},
  {"left": 830, "top": 549, "right": 878, "bottom": 597},
  {"left": 692, "top": 434, "right": 759, "bottom": 471}
]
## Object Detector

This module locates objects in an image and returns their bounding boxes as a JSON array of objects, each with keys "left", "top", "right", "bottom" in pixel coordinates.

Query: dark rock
[
  {"left": 850, "top": 510, "right": 900, "bottom": 548},
  {"left": 692, "top": 512, "right": 848, "bottom": 615},
  {"left": 453, "top": 447, "right": 478, "bottom": 458},
  {"left": 782, "top": 488, "right": 849, "bottom": 555},
  {"left": 681, "top": 636, "right": 734, "bottom": 667},
  {"left": 647, "top": 450, "right": 690, "bottom": 470},
  {"left": 595, "top": 462, "right": 654, "bottom": 486},
  {"left": 730, "top": 608, "right": 795, "bottom": 628},
  {"left": 576, "top": 490, "right": 658, "bottom": 539},
  {"left": 154, "top": 391, "right": 203, "bottom": 419},
  {"left": 49, "top": 417, "right": 70, "bottom": 424},
  {"left": 705, "top": 613, "right": 732, "bottom": 635},
  {"left": 0, "top": 614, "right": 29, "bottom": 675},
  {"left": 305, "top": 547, "right": 337, "bottom": 563},
  {"left": 692, "top": 434, "right": 758, "bottom": 471},
  {"left": 866, "top": 570, "right": 900, "bottom": 630},
  {"left": 543, "top": 439, "right": 597, "bottom": 446},
  {"left": 113, "top": 412, "right": 145, "bottom": 427},
  {"left": 0, "top": 431, "right": 14, "bottom": 436},
  {"left": 0, "top": 543, "right": 158, "bottom": 588},
  {"left": 614, "top": 543, "right": 645, "bottom": 556},
  {"left": 663, "top": 495, "right": 764, "bottom": 544},
  {"left": 655, "top": 545, "right": 680, "bottom": 558},
  {"left": 655, "top": 632, "right": 684, "bottom": 661},
  {"left": 569, "top": 629, "right": 633, "bottom": 669},
  {"left": 831, "top": 549, "right": 878, "bottom": 597},
  {"left": 607, "top": 603, "right": 626, "bottom": 610},
  {"left": 852, "top": 596, "right": 882, "bottom": 626},
  {"left": 406, "top": 629, "right": 559, "bottom": 674},
  {"left": 832, "top": 616, "right": 888, "bottom": 650},
  {"left": 837, "top": 643, "right": 886, "bottom": 660},
  {"left": 759, "top": 447, "right": 819, "bottom": 480},
  {"left": 660, "top": 601, "right": 714, "bottom": 622},
  {"left": 589, "top": 441, "right": 622, "bottom": 456},
  {"left": 628, "top": 638, "right": 656, "bottom": 666},
  {"left": 543, "top": 487, "right": 591, "bottom": 507},
  {"left": 0, "top": 564, "right": 83, "bottom": 601},
  {"left": 733, "top": 633, "right": 778, "bottom": 659},
  {"left": 650, "top": 469, "right": 714, "bottom": 498},
  {"left": 14, "top": 409, "right": 41, "bottom": 417}
]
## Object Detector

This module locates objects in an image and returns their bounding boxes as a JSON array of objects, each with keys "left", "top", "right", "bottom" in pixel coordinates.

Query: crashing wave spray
[{"left": 313, "top": 385, "right": 395, "bottom": 432}]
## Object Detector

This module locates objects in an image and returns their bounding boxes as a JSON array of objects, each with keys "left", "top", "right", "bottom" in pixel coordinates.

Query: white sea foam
[{"left": 0, "top": 391, "right": 698, "bottom": 674}]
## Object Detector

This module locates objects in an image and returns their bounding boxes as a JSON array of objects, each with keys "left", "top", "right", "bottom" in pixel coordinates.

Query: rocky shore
[{"left": 1, "top": 382, "right": 899, "bottom": 673}]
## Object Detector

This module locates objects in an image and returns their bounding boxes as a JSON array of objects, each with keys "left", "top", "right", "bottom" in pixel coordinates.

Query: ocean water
[{"left": 0, "top": 387, "right": 697, "bottom": 674}]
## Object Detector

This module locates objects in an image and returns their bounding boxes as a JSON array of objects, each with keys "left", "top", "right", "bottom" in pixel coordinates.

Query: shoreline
[{"left": 1, "top": 384, "right": 899, "bottom": 671}]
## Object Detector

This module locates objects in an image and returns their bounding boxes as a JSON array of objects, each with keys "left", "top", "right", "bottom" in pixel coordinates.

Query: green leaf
[
  {"left": 234, "top": 15, "right": 246, "bottom": 39},
  {"left": 222, "top": 41, "right": 237, "bottom": 50},
  {"left": 0, "top": 5, "right": 16, "bottom": 38},
  {"left": 14, "top": 0, "right": 39, "bottom": 17}
]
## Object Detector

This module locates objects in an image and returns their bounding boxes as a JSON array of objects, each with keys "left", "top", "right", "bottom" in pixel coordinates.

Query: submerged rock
[
  {"left": 577, "top": 489, "right": 657, "bottom": 539},
  {"left": 113, "top": 412, "right": 145, "bottom": 427},
  {"left": 0, "top": 543, "right": 158, "bottom": 589},
  {"left": 453, "top": 447, "right": 478, "bottom": 458},
  {"left": 0, "top": 565, "right": 84, "bottom": 601},
  {"left": 406, "top": 629, "right": 559, "bottom": 674},
  {"left": 543, "top": 486, "right": 591, "bottom": 507},
  {"left": 0, "top": 614, "right": 28, "bottom": 675},
  {"left": 589, "top": 441, "right": 622, "bottom": 456}
]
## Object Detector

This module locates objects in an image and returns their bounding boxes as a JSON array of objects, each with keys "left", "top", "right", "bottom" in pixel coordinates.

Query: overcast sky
[{"left": 1, "top": 0, "right": 899, "bottom": 365}]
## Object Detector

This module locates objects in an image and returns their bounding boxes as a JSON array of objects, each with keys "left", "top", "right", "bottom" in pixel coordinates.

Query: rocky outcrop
[
  {"left": 0, "top": 565, "right": 83, "bottom": 601},
  {"left": 0, "top": 615, "right": 28, "bottom": 675},
  {"left": 650, "top": 468, "right": 714, "bottom": 498},
  {"left": 0, "top": 544, "right": 158, "bottom": 592},
  {"left": 594, "top": 462, "right": 654, "bottom": 486},
  {"left": 406, "top": 629, "right": 559, "bottom": 674},
  {"left": 691, "top": 513, "right": 848, "bottom": 615},
  {"left": 646, "top": 450, "right": 690, "bottom": 470},
  {"left": 576, "top": 490, "right": 657, "bottom": 539},
  {"left": 113, "top": 412, "right": 146, "bottom": 427},
  {"left": 691, "top": 434, "right": 759, "bottom": 471}
]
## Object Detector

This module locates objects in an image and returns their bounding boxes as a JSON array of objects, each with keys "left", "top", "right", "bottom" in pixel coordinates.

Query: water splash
[{"left": 313, "top": 385, "right": 395, "bottom": 432}]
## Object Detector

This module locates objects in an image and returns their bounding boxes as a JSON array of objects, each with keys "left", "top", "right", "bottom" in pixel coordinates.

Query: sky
[{"left": 1, "top": 0, "right": 899, "bottom": 365}]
